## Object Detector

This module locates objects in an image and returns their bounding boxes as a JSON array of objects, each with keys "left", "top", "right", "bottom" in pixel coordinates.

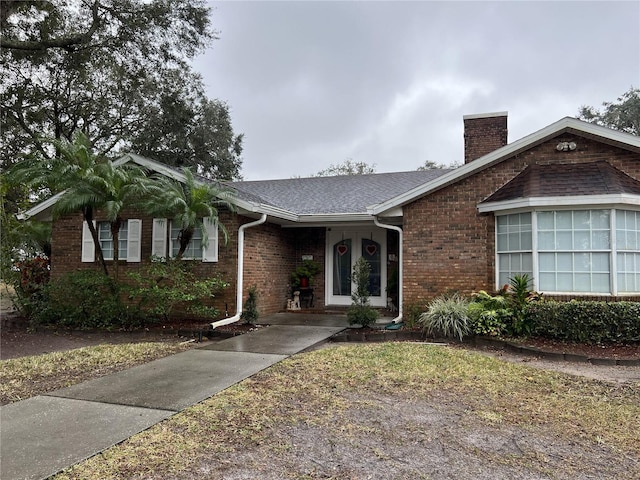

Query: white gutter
[
  {"left": 373, "top": 217, "right": 403, "bottom": 324},
  {"left": 210, "top": 213, "right": 268, "bottom": 329}
]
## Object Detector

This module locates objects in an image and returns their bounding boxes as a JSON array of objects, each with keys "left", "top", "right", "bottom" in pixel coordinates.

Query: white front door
[{"left": 326, "top": 227, "right": 387, "bottom": 307}]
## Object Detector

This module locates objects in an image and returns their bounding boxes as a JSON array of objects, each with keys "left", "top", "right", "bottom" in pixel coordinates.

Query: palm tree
[
  {"left": 141, "top": 168, "right": 235, "bottom": 260},
  {"left": 10, "top": 133, "right": 147, "bottom": 278},
  {"left": 55, "top": 160, "right": 147, "bottom": 280}
]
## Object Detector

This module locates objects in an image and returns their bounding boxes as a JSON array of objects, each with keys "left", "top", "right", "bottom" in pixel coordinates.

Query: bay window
[{"left": 496, "top": 209, "right": 640, "bottom": 295}]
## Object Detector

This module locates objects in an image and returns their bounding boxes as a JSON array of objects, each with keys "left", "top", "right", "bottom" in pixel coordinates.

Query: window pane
[
  {"left": 537, "top": 212, "right": 554, "bottom": 230},
  {"left": 556, "top": 231, "right": 572, "bottom": 249},
  {"left": 574, "top": 231, "right": 590, "bottom": 250},
  {"left": 557, "top": 273, "right": 573, "bottom": 291},
  {"left": 592, "top": 253, "right": 610, "bottom": 272},
  {"left": 574, "top": 210, "right": 590, "bottom": 229},
  {"left": 557, "top": 253, "right": 572, "bottom": 271},
  {"left": 592, "top": 231, "right": 610, "bottom": 249},
  {"left": 592, "top": 210, "right": 610, "bottom": 229},
  {"left": 539, "top": 272, "right": 556, "bottom": 291},
  {"left": 556, "top": 211, "right": 573, "bottom": 228},
  {"left": 538, "top": 232, "right": 555, "bottom": 250},
  {"left": 333, "top": 239, "right": 352, "bottom": 296},
  {"left": 362, "top": 238, "right": 381, "bottom": 296},
  {"left": 497, "top": 233, "right": 508, "bottom": 251},
  {"left": 574, "top": 253, "right": 590, "bottom": 272},
  {"left": 508, "top": 233, "right": 520, "bottom": 250},
  {"left": 592, "top": 274, "right": 610, "bottom": 293},
  {"left": 574, "top": 273, "right": 591, "bottom": 292},
  {"left": 539, "top": 253, "right": 555, "bottom": 271},
  {"left": 497, "top": 216, "right": 508, "bottom": 234}
]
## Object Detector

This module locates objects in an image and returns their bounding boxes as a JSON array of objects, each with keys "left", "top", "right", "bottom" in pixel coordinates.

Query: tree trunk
[
  {"left": 176, "top": 227, "right": 194, "bottom": 261},
  {"left": 110, "top": 217, "right": 123, "bottom": 282}
]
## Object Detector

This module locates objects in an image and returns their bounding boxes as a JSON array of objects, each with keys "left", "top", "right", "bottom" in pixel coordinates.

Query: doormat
[{"left": 384, "top": 321, "right": 404, "bottom": 330}]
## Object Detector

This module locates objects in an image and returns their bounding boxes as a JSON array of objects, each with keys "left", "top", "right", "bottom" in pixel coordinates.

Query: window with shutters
[
  {"left": 82, "top": 219, "right": 141, "bottom": 263},
  {"left": 152, "top": 217, "right": 218, "bottom": 262}
]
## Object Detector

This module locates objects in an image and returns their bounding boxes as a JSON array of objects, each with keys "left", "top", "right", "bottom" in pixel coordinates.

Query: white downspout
[
  {"left": 373, "top": 217, "right": 403, "bottom": 324},
  {"left": 210, "top": 213, "right": 267, "bottom": 329}
]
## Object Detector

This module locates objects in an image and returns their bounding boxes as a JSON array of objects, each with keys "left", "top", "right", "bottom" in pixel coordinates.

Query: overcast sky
[{"left": 192, "top": 1, "right": 640, "bottom": 180}]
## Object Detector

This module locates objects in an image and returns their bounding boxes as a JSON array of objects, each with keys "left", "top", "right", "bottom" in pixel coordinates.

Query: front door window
[{"left": 333, "top": 238, "right": 352, "bottom": 295}]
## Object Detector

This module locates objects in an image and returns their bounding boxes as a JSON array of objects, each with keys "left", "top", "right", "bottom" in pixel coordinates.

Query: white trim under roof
[
  {"left": 478, "top": 194, "right": 640, "bottom": 214},
  {"left": 369, "top": 117, "right": 640, "bottom": 216}
]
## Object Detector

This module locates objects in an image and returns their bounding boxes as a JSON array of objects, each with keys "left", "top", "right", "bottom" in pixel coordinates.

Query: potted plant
[{"left": 290, "top": 259, "right": 321, "bottom": 289}]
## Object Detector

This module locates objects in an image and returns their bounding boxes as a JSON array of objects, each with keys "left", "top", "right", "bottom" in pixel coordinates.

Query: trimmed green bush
[
  {"left": 29, "top": 270, "right": 135, "bottom": 330},
  {"left": 527, "top": 300, "right": 640, "bottom": 344}
]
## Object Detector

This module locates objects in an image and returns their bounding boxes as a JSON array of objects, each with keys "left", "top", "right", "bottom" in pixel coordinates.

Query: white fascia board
[
  {"left": 478, "top": 194, "right": 640, "bottom": 214},
  {"left": 119, "top": 153, "right": 189, "bottom": 182},
  {"left": 369, "top": 117, "right": 640, "bottom": 216},
  {"left": 18, "top": 191, "right": 65, "bottom": 220}
]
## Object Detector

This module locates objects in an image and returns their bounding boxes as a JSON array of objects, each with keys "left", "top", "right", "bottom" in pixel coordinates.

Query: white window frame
[{"left": 495, "top": 208, "right": 640, "bottom": 296}]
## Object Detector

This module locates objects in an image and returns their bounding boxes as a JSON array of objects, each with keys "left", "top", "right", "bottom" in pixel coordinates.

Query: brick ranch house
[{"left": 23, "top": 113, "right": 640, "bottom": 324}]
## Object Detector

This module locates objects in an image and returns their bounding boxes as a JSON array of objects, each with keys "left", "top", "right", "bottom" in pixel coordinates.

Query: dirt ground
[
  {"left": 181, "top": 391, "right": 639, "bottom": 480},
  {"left": 2, "top": 314, "right": 639, "bottom": 479}
]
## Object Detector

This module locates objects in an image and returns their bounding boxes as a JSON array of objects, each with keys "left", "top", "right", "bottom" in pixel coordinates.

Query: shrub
[
  {"left": 467, "top": 290, "right": 511, "bottom": 337},
  {"left": 419, "top": 293, "right": 470, "bottom": 340},
  {"left": 347, "top": 257, "right": 379, "bottom": 327},
  {"left": 403, "top": 302, "right": 426, "bottom": 329},
  {"left": 240, "top": 285, "right": 259, "bottom": 325},
  {"left": 16, "top": 256, "right": 50, "bottom": 295},
  {"left": 127, "top": 258, "right": 229, "bottom": 322},
  {"left": 508, "top": 274, "right": 537, "bottom": 335},
  {"left": 29, "top": 270, "right": 134, "bottom": 330},
  {"left": 527, "top": 300, "right": 640, "bottom": 344}
]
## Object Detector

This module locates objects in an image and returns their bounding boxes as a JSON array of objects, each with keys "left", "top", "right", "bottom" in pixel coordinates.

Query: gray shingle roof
[
  {"left": 229, "top": 170, "right": 452, "bottom": 215},
  {"left": 482, "top": 161, "right": 640, "bottom": 203}
]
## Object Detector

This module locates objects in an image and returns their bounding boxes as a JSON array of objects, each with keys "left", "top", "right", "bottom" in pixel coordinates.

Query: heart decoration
[
  {"left": 337, "top": 244, "right": 348, "bottom": 256},
  {"left": 365, "top": 244, "right": 377, "bottom": 256}
]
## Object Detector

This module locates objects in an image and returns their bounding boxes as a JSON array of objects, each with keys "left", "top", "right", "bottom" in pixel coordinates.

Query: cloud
[{"left": 195, "top": 1, "right": 640, "bottom": 180}]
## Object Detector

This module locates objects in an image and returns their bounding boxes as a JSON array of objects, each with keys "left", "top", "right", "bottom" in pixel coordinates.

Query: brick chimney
[{"left": 463, "top": 111, "right": 508, "bottom": 163}]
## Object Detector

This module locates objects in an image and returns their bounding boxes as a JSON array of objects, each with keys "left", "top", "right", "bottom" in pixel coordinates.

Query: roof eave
[{"left": 478, "top": 193, "right": 640, "bottom": 214}]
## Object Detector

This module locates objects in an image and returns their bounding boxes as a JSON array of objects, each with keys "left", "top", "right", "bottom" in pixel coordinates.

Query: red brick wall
[
  {"left": 50, "top": 209, "right": 307, "bottom": 318},
  {"left": 403, "top": 132, "right": 640, "bottom": 306}
]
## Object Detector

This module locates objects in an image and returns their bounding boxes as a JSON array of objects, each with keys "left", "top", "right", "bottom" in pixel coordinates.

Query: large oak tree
[{"left": 1, "top": 0, "right": 243, "bottom": 181}]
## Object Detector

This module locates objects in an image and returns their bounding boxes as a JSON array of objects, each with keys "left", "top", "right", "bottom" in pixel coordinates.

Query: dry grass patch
[
  {"left": 0, "top": 342, "right": 190, "bottom": 405},
  {"left": 54, "top": 343, "right": 640, "bottom": 479}
]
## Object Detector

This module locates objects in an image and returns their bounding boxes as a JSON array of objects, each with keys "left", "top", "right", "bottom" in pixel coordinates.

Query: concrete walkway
[{"left": 1, "top": 314, "right": 348, "bottom": 480}]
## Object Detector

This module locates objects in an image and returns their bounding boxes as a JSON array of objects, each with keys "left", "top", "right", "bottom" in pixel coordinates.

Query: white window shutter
[
  {"left": 127, "top": 219, "right": 142, "bottom": 262},
  {"left": 202, "top": 216, "right": 218, "bottom": 262},
  {"left": 81, "top": 220, "right": 96, "bottom": 262},
  {"left": 152, "top": 218, "right": 167, "bottom": 258}
]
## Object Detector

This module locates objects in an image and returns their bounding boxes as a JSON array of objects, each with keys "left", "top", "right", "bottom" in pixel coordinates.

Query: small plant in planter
[
  {"left": 290, "top": 259, "right": 322, "bottom": 289},
  {"left": 347, "top": 257, "right": 380, "bottom": 328},
  {"left": 240, "top": 285, "right": 259, "bottom": 325}
]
